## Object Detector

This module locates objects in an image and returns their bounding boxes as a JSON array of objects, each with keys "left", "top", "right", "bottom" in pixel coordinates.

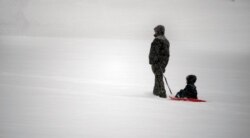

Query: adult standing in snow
[{"left": 149, "top": 25, "right": 170, "bottom": 98}]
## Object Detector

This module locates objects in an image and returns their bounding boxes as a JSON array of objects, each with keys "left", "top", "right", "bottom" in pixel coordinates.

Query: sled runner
[{"left": 169, "top": 96, "right": 206, "bottom": 102}]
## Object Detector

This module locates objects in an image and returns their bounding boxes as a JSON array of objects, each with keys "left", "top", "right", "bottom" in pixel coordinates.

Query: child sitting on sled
[{"left": 175, "top": 75, "right": 198, "bottom": 99}]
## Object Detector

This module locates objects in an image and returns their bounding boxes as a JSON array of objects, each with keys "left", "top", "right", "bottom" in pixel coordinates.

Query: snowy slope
[
  {"left": 1, "top": 36, "right": 249, "bottom": 138},
  {"left": 1, "top": 0, "right": 250, "bottom": 138}
]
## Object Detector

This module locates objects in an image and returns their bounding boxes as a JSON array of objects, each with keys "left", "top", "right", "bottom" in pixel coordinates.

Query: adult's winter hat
[{"left": 154, "top": 25, "right": 165, "bottom": 35}]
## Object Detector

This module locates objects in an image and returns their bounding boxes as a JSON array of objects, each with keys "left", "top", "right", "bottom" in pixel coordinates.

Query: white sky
[{"left": 0, "top": 0, "right": 250, "bottom": 53}]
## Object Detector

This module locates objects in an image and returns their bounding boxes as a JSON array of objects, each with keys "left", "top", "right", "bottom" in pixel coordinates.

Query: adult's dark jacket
[{"left": 149, "top": 35, "right": 170, "bottom": 70}]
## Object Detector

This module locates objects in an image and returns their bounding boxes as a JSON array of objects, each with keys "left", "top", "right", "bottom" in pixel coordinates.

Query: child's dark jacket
[{"left": 176, "top": 84, "right": 198, "bottom": 99}]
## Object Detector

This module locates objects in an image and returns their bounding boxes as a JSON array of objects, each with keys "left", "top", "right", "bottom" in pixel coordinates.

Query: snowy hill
[{"left": 1, "top": 0, "right": 250, "bottom": 138}]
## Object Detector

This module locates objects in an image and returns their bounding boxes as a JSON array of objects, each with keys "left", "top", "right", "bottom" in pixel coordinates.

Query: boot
[
  {"left": 153, "top": 90, "right": 160, "bottom": 96},
  {"left": 159, "top": 92, "right": 167, "bottom": 98}
]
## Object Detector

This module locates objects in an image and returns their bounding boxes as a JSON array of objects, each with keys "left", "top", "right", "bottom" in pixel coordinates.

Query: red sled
[{"left": 169, "top": 96, "right": 206, "bottom": 102}]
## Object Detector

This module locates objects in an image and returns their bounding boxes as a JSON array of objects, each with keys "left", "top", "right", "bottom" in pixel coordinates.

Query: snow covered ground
[{"left": 1, "top": 0, "right": 250, "bottom": 138}]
